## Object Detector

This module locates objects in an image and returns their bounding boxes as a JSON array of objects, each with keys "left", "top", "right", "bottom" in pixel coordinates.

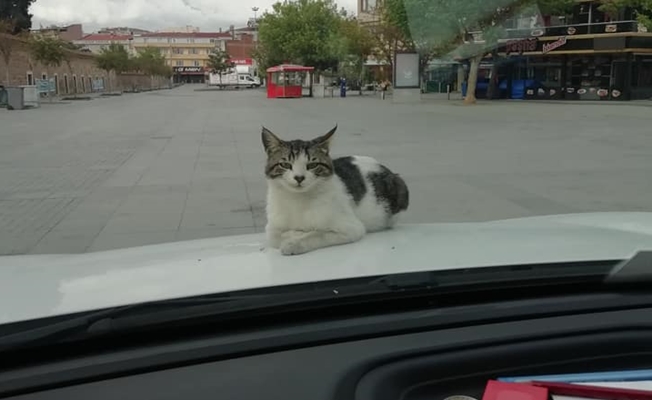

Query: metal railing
[{"left": 503, "top": 20, "right": 638, "bottom": 38}]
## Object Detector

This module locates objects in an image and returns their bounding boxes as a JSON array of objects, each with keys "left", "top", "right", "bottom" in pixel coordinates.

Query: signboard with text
[
  {"left": 173, "top": 66, "right": 205, "bottom": 74},
  {"left": 36, "top": 78, "right": 55, "bottom": 93},
  {"left": 229, "top": 58, "right": 253, "bottom": 65},
  {"left": 92, "top": 79, "right": 104, "bottom": 91}
]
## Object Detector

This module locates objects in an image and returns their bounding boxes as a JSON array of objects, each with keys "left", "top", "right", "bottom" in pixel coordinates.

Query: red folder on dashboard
[
  {"left": 529, "top": 380, "right": 652, "bottom": 400},
  {"left": 482, "top": 380, "right": 549, "bottom": 400}
]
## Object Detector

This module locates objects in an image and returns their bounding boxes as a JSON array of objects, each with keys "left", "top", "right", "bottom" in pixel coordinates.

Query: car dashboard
[{"left": 2, "top": 291, "right": 652, "bottom": 400}]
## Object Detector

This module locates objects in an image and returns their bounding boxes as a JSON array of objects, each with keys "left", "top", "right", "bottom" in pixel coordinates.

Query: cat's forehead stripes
[{"left": 283, "top": 140, "right": 312, "bottom": 160}]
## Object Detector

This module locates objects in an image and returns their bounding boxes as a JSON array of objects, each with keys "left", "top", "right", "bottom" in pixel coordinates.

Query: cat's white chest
[{"left": 266, "top": 183, "right": 353, "bottom": 231}]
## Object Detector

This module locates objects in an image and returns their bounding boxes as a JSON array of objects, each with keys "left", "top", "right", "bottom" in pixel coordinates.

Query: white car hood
[{"left": 2, "top": 212, "right": 652, "bottom": 325}]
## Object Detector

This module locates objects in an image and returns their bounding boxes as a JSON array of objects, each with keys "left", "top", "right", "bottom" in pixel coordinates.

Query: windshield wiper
[
  {"left": 0, "top": 257, "right": 630, "bottom": 353},
  {"left": 605, "top": 250, "right": 652, "bottom": 284},
  {"left": 0, "top": 294, "right": 275, "bottom": 353}
]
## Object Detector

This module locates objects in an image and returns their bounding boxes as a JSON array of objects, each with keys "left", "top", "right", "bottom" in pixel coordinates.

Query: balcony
[{"left": 503, "top": 20, "right": 639, "bottom": 39}]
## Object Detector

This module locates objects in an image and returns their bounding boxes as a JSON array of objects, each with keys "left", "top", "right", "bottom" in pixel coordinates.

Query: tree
[
  {"left": 0, "top": 0, "right": 35, "bottom": 34},
  {"left": 597, "top": 0, "right": 652, "bottom": 31},
  {"left": 256, "top": 0, "right": 346, "bottom": 72},
  {"left": 95, "top": 42, "right": 131, "bottom": 93},
  {"left": 206, "top": 48, "right": 234, "bottom": 84},
  {"left": 135, "top": 46, "right": 169, "bottom": 76},
  {"left": 383, "top": 0, "right": 575, "bottom": 104},
  {"left": 338, "top": 18, "right": 376, "bottom": 93},
  {"left": 28, "top": 35, "right": 65, "bottom": 100}
]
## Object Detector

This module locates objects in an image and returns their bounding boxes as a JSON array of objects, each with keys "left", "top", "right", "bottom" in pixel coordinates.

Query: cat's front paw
[
  {"left": 281, "top": 230, "right": 305, "bottom": 240},
  {"left": 280, "top": 238, "right": 310, "bottom": 256}
]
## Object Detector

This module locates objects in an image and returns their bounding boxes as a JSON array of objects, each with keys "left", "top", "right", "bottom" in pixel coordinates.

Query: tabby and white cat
[{"left": 262, "top": 125, "right": 409, "bottom": 255}]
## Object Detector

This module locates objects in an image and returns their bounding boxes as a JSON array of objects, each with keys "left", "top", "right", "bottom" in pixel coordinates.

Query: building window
[
  {"left": 81, "top": 76, "right": 86, "bottom": 92},
  {"left": 41, "top": 73, "right": 47, "bottom": 80},
  {"left": 173, "top": 47, "right": 183, "bottom": 54},
  {"left": 176, "top": 60, "right": 184, "bottom": 66},
  {"left": 63, "top": 74, "right": 69, "bottom": 94},
  {"left": 193, "top": 61, "right": 200, "bottom": 66},
  {"left": 72, "top": 75, "right": 77, "bottom": 93},
  {"left": 190, "top": 48, "right": 198, "bottom": 54},
  {"left": 361, "top": 0, "right": 377, "bottom": 11},
  {"left": 26, "top": 72, "right": 34, "bottom": 85},
  {"left": 54, "top": 74, "right": 59, "bottom": 94}
]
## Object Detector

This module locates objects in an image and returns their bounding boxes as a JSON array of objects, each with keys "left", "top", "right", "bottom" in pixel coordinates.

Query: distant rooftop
[
  {"left": 139, "top": 32, "right": 232, "bottom": 38},
  {"left": 79, "top": 33, "right": 132, "bottom": 41}
]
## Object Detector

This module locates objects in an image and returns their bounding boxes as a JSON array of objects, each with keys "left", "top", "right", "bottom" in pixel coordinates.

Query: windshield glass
[{"left": 2, "top": 0, "right": 652, "bottom": 326}]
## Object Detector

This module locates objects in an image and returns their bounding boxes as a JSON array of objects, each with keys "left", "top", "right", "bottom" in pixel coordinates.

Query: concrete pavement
[{"left": 2, "top": 85, "right": 652, "bottom": 254}]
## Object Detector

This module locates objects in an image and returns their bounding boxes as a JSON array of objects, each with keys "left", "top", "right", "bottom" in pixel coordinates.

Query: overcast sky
[{"left": 31, "top": 0, "right": 358, "bottom": 33}]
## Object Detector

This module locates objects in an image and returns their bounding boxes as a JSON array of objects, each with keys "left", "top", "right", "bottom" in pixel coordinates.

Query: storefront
[
  {"left": 493, "top": 32, "right": 652, "bottom": 100},
  {"left": 173, "top": 66, "right": 206, "bottom": 84},
  {"left": 425, "top": 60, "right": 461, "bottom": 93}
]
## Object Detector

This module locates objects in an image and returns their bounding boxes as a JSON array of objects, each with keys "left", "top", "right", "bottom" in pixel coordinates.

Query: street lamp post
[{"left": 252, "top": 6, "right": 259, "bottom": 29}]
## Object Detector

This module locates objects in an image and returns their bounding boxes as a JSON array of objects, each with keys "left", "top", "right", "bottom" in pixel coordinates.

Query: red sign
[
  {"left": 229, "top": 58, "right": 253, "bottom": 65},
  {"left": 542, "top": 36, "right": 567, "bottom": 53},
  {"left": 505, "top": 37, "right": 536, "bottom": 54}
]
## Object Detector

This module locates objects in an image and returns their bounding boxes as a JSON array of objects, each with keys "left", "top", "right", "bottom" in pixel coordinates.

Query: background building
[
  {"left": 98, "top": 27, "right": 150, "bottom": 35},
  {"left": 132, "top": 31, "right": 232, "bottom": 83},
  {"left": 74, "top": 33, "right": 132, "bottom": 54},
  {"left": 357, "top": 0, "right": 381, "bottom": 25},
  {"left": 31, "top": 23, "right": 83, "bottom": 41}
]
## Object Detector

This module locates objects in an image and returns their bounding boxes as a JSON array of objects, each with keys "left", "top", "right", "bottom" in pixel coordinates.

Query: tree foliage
[
  {"left": 255, "top": 0, "right": 346, "bottom": 71},
  {"left": 339, "top": 17, "right": 376, "bottom": 61},
  {"left": 0, "top": 0, "right": 34, "bottom": 34},
  {"left": 96, "top": 42, "right": 132, "bottom": 74},
  {"left": 28, "top": 34, "right": 66, "bottom": 70},
  {"left": 135, "top": 46, "right": 171, "bottom": 77},
  {"left": 597, "top": 0, "right": 652, "bottom": 30},
  {"left": 207, "top": 48, "right": 234, "bottom": 75}
]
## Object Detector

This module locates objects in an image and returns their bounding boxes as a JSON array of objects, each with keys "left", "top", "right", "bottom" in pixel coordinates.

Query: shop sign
[
  {"left": 505, "top": 37, "right": 537, "bottom": 54},
  {"left": 230, "top": 58, "right": 253, "bottom": 65},
  {"left": 173, "top": 66, "right": 205, "bottom": 73},
  {"left": 36, "top": 78, "right": 55, "bottom": 93},
  {"left": 530, "top": 29, "right": 544, "bottom": 37},
  {"left": 542, "top": 36, "right": 567, "bottom": 53},
  {"left": 605, "top": 24, "right": 618, "bottom": 33}
]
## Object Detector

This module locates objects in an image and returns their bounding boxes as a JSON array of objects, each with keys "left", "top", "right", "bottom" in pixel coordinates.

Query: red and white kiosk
[{"left": 266, "top": 64, "right": 314, "bottom": 98}]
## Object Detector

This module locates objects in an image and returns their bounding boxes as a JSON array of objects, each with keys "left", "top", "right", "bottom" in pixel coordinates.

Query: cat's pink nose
[{"left": 294, "top": 175, "right": 305, "bottom": 184}]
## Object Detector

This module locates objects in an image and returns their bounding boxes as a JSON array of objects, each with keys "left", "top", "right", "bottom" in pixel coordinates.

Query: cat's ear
[
  {"left": 313, "top": 124, "right": 337, "bottom": 154},
  {"left": 262, "top": 126, "right": 284, "bottom": 154}
]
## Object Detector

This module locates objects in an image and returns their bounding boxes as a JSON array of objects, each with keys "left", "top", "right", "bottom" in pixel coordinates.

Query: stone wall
[
  {"left": 0, "top": 34, "right": 171, "bottom": 95},
  {"left": 116, "top": 73, "right": 171, "bottom": 92}
]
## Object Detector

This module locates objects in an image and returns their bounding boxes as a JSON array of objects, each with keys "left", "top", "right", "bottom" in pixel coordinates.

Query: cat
[{"left": 262, "top": 125, "right": 409, "bottom": 256}]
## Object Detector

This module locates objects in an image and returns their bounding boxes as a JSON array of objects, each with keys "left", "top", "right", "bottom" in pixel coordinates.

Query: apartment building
[
  {"left": 132, "top": 31, "right": 232, "bottom": 83},
  {"left": 74, "top": 34, "right": 132, "bottom": 54},
  {"left": 97, "top": 27, "right": 150, "bottom": 35},
  {"left": 357, "top": 0, "right": 381, "bottom": 25},
  {"left": 31, "top": 23, "right": 84, "bottom": 41}
]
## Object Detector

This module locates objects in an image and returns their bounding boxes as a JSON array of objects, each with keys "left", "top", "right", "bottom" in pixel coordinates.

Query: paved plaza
[{"left": 1, "top": 86, "right": 652, "bottom": 254}]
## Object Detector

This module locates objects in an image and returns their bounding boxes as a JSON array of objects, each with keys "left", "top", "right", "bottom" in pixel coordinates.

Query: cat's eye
[
  {"left": 307, "top": 163, "right": 319, "bottom": 170},
  {"left": 280, "top": 162, "right": 292, "bottom": 169}
]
